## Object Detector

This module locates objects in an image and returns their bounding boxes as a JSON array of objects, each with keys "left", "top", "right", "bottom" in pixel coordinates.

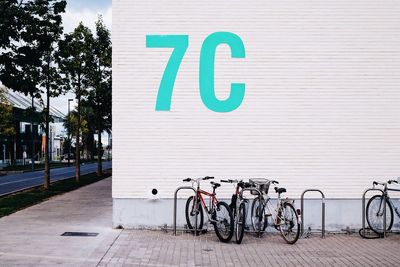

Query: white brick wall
[{"left": 113, "top": 0, "right": 400, "bottom": 199}]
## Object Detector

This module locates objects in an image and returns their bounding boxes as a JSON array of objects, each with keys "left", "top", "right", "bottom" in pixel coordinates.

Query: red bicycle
[{"left": 183, "top": 176, "right": 234, "bottom": 242}]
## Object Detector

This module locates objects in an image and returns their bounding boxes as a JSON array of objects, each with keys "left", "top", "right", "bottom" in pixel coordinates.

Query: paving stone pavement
[
  {"left": 99, "top": 229, "right": 400, "bottom": 267},
  {"left": 0, "top": 177, "right": 400, "bottom": 267}
]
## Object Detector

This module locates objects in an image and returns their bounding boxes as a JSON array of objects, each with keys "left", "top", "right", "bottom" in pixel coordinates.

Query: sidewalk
[
  {"left": 0, "top": 178, "right": 121, "bottom": 266},
  {"left": 0, "top": 178, "right": 399, "bottom": 267},
  {"left": 101, "top": 231, "right": 400, "bottom": 267}
]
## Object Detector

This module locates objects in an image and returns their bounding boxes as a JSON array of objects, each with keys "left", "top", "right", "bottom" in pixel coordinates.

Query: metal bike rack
[
  {"left": 173, "top": 186, "right": 198, "bottom": 236},
  {"left": 240, "top": 187, "right": 263, "bottom": 234},
  {"left": 301, "top": 189, "right": 326, "bottom": 238},
  {"left": 361, "top": 188, "right": 386, "bottom": 238}
]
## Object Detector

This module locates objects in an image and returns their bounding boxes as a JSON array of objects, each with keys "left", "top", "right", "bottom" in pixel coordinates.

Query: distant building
[{"left": 0, "top": 86, "right": 66, "bottom": 166}]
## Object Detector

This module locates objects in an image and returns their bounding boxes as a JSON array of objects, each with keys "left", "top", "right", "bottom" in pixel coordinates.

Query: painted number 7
[{"left": 146, "top": 32, "right": 245, "bottom": 112}]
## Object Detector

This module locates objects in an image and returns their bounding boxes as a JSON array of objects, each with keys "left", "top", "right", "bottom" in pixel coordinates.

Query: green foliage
[
  {"left": 0, "top": 87, "right": 15, "bottom": 136},
  {"left": 0, "top": 0, "right": 37, "bottom": 95},
  {"left": 0, "top": 0, "right": 67, "bottom": 98},
  {"left": 88, "top": 17, "right": 112, "bottom": 134},
  {"left": 57, "top": 23, "right": 95, "bottom": 97}
]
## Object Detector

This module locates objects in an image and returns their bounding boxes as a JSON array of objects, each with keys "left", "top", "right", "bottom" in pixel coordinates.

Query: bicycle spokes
[{"left": 278, "top": 203, "right": 300, "bottom": 244}]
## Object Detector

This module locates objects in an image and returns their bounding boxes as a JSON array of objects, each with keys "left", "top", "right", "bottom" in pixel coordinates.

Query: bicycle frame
[
  {"left": 191, "top": 188, "right": 219, "bottom": 223},
  {"left": 375, "top": 188, "right": 400, "bottom": 219},
  {"left": 263, "top": 194, "right": 286, "bottom": 227},
  {"left": 386, "top": 187, "right": 400, "bottom": 218}
]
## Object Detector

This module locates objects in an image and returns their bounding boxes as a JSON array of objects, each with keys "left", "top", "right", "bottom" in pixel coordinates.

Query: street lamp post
[
  {"left": 31, "top": 97, "right": 35, "bottom": 172},
  {"left": 2, "top": 144, "right": 5, "bottom": 163},
  {"left": 68, "top": 99, "right": 73, "bottom": 167}
]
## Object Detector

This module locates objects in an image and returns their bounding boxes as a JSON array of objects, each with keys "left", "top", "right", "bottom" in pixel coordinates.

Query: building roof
[{"left": 1, "top": 86, "right": 66, "bottom": 120}]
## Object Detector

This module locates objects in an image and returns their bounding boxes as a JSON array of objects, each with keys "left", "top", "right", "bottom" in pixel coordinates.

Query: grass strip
[{"left": 0, "top": 169, "right": 111, "bottom": 218}]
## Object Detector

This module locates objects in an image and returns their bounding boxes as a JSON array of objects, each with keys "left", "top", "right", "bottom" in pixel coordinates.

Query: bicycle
[
  {"left": 183, "top": 176, "right": 234, "bottom": 242},
  {"left": 221, "top": 179, "right": 253, "bottom": 244},
  {"left": 250, "top": 178, "right": 301, "bottom": 244},
  {"left": 366, "top": 178, "right": 400, "bottom": 235}
]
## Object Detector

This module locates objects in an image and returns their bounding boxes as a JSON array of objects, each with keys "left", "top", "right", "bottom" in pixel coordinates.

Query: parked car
[{"left": 60, "top": 154, "right": 75, "bottom": 161}]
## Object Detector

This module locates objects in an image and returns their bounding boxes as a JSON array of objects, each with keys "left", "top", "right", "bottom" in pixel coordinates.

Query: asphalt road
[{"left": 0, "top": 161, "right": 112, "bottom": 196}]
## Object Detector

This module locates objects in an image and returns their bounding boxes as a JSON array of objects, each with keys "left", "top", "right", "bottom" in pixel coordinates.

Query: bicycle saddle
[
  {"left": 210, "top": 182, "right": 221, "bottom": 188},
  {"left": 274, "top": 187, "right": 286, "bottom": 194}
]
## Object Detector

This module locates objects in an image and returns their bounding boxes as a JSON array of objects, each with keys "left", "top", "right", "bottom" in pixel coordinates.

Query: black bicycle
[
  {"left": 221, "top": 179, "right": 253, "bottom": 244},
  {"left": 366, "top": 178, "right": 400, "bottom": 234}
]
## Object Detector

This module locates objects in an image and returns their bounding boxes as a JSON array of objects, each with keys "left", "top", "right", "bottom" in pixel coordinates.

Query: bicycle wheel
[
  {"left": 251, "top": 197, "right": 267, "bottom": 237},
  {"left": 185, "top": 195, "right": 204, "bottom": 232},
  {"left": 278, "top": 202, "right": 300, "bottom": 244},
  {"left": 366, "top": 195, "right": 393, "bottom": 234},
  {"left": 212, "top": 201, "right": 234, "bottom": 242},
  {"left": 235, "top": 202, "right": 246, "bottom": 244}
]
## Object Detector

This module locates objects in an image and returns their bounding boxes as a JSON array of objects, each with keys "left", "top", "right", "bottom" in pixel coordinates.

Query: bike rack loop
[
  {"left": 301, "top": 189, "right": 326, "bottom": 238},
  {"left": 361, "top": 188, "right": 386, "bottom": 238},
  {"left": 173, "top": 186, "right": 198, "bottom": 236},
  {"left": 240, "top": 187, "right": 263, "bottom": 234}
]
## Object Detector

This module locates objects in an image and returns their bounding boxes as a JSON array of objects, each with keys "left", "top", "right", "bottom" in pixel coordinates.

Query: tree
[
  {"left": 88, "top": 17, "right": 112, "bottom": 176},
  {"left": 58, "top": 23, "right": 95, "bottom": 183},
  {"left": 0, "top": 0, "right": 66, "bottom": 189},
  {"left": 26, "top": 0, "right": 66, "bottom": 189},
  {"left": 0, "top": 87, "right": 15, "bottom": 136}
]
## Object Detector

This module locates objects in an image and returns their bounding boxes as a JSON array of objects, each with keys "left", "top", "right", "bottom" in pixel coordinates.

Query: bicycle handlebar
[
  {"left": 373, "top": 181, "right": 385, "bottom": 186},
  {"left": 183, "top": 176, "right": 214, "bottom": 182},
  {"left": 271, "top": 180, "right": 279, "bottom": 185},
  {"left": 373, "top": 179, "right": 400, "bottom": 186},
  {"left": 220, "top": 179, "right": 238, "bottom": 183}
]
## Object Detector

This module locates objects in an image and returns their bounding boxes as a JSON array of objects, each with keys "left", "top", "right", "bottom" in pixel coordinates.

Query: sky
[{"left": 52, "top": 0, "right": 112, "bottom": 115}]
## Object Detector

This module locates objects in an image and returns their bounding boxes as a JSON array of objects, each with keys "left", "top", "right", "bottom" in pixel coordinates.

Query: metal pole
[
  {"left": 383, "top": 191, "right": 386, "bottom": 238},
  {"left": 301, "top": 195, "right": 304, "bottom": 236},
  {"left": 31, "top": 97, "right": 35, "bottom": 172},
  {"left": 194, "top": 190, "right": 198, "bottom": 236},
  {"left": 361, "top": 188, "right": 385, "bottom": 238},
  {"left": 300, "top": 189, "right": 325, "bottom": 238},
  {"left": 173, "top": 186, "right": 196, "bottom": 236},
  {"left": 173, "top": 188, "right": 178, "bottom": 236},
  {"left": 241, "top": 187, "right": 262, "bottom": 235},
  {"left": 322, "top": 201, "right": 325, "bottom": 238},
  {"left": 68, "top": 99, "right": 72, "bottom": 166},
  {"left": 362, "top": 190, "right": 366, "bottom": 236}
]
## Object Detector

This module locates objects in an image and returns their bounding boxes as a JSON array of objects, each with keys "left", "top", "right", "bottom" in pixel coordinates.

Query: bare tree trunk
[
  {"left": 97, "top": 129, "right": 102, "bottom": 176},
  {"left": 75, "top": 79, "right": 81, "bottom": 183},
  {"left": 44, "top": 84, "right": 50, "bottom": 189}
]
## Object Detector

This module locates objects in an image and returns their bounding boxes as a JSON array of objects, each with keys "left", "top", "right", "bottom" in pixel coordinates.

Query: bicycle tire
[
  {"left": 278, "top": 202, "right": 300, "bottom": 244},
  {"left": 235, "top": 202, "right": 246, "bottom": 244},
  {"left": 366, "top": 195, "right": 393, "bottom": 235},
  {"left": 212, "top": 201, "right": 234, "bottom": 242},
  {"left": 251, "top": 197, "right": 267, "bottom": 237},
  {"left": 185, "top": 195, "right": 204, "bottom": 233}
]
